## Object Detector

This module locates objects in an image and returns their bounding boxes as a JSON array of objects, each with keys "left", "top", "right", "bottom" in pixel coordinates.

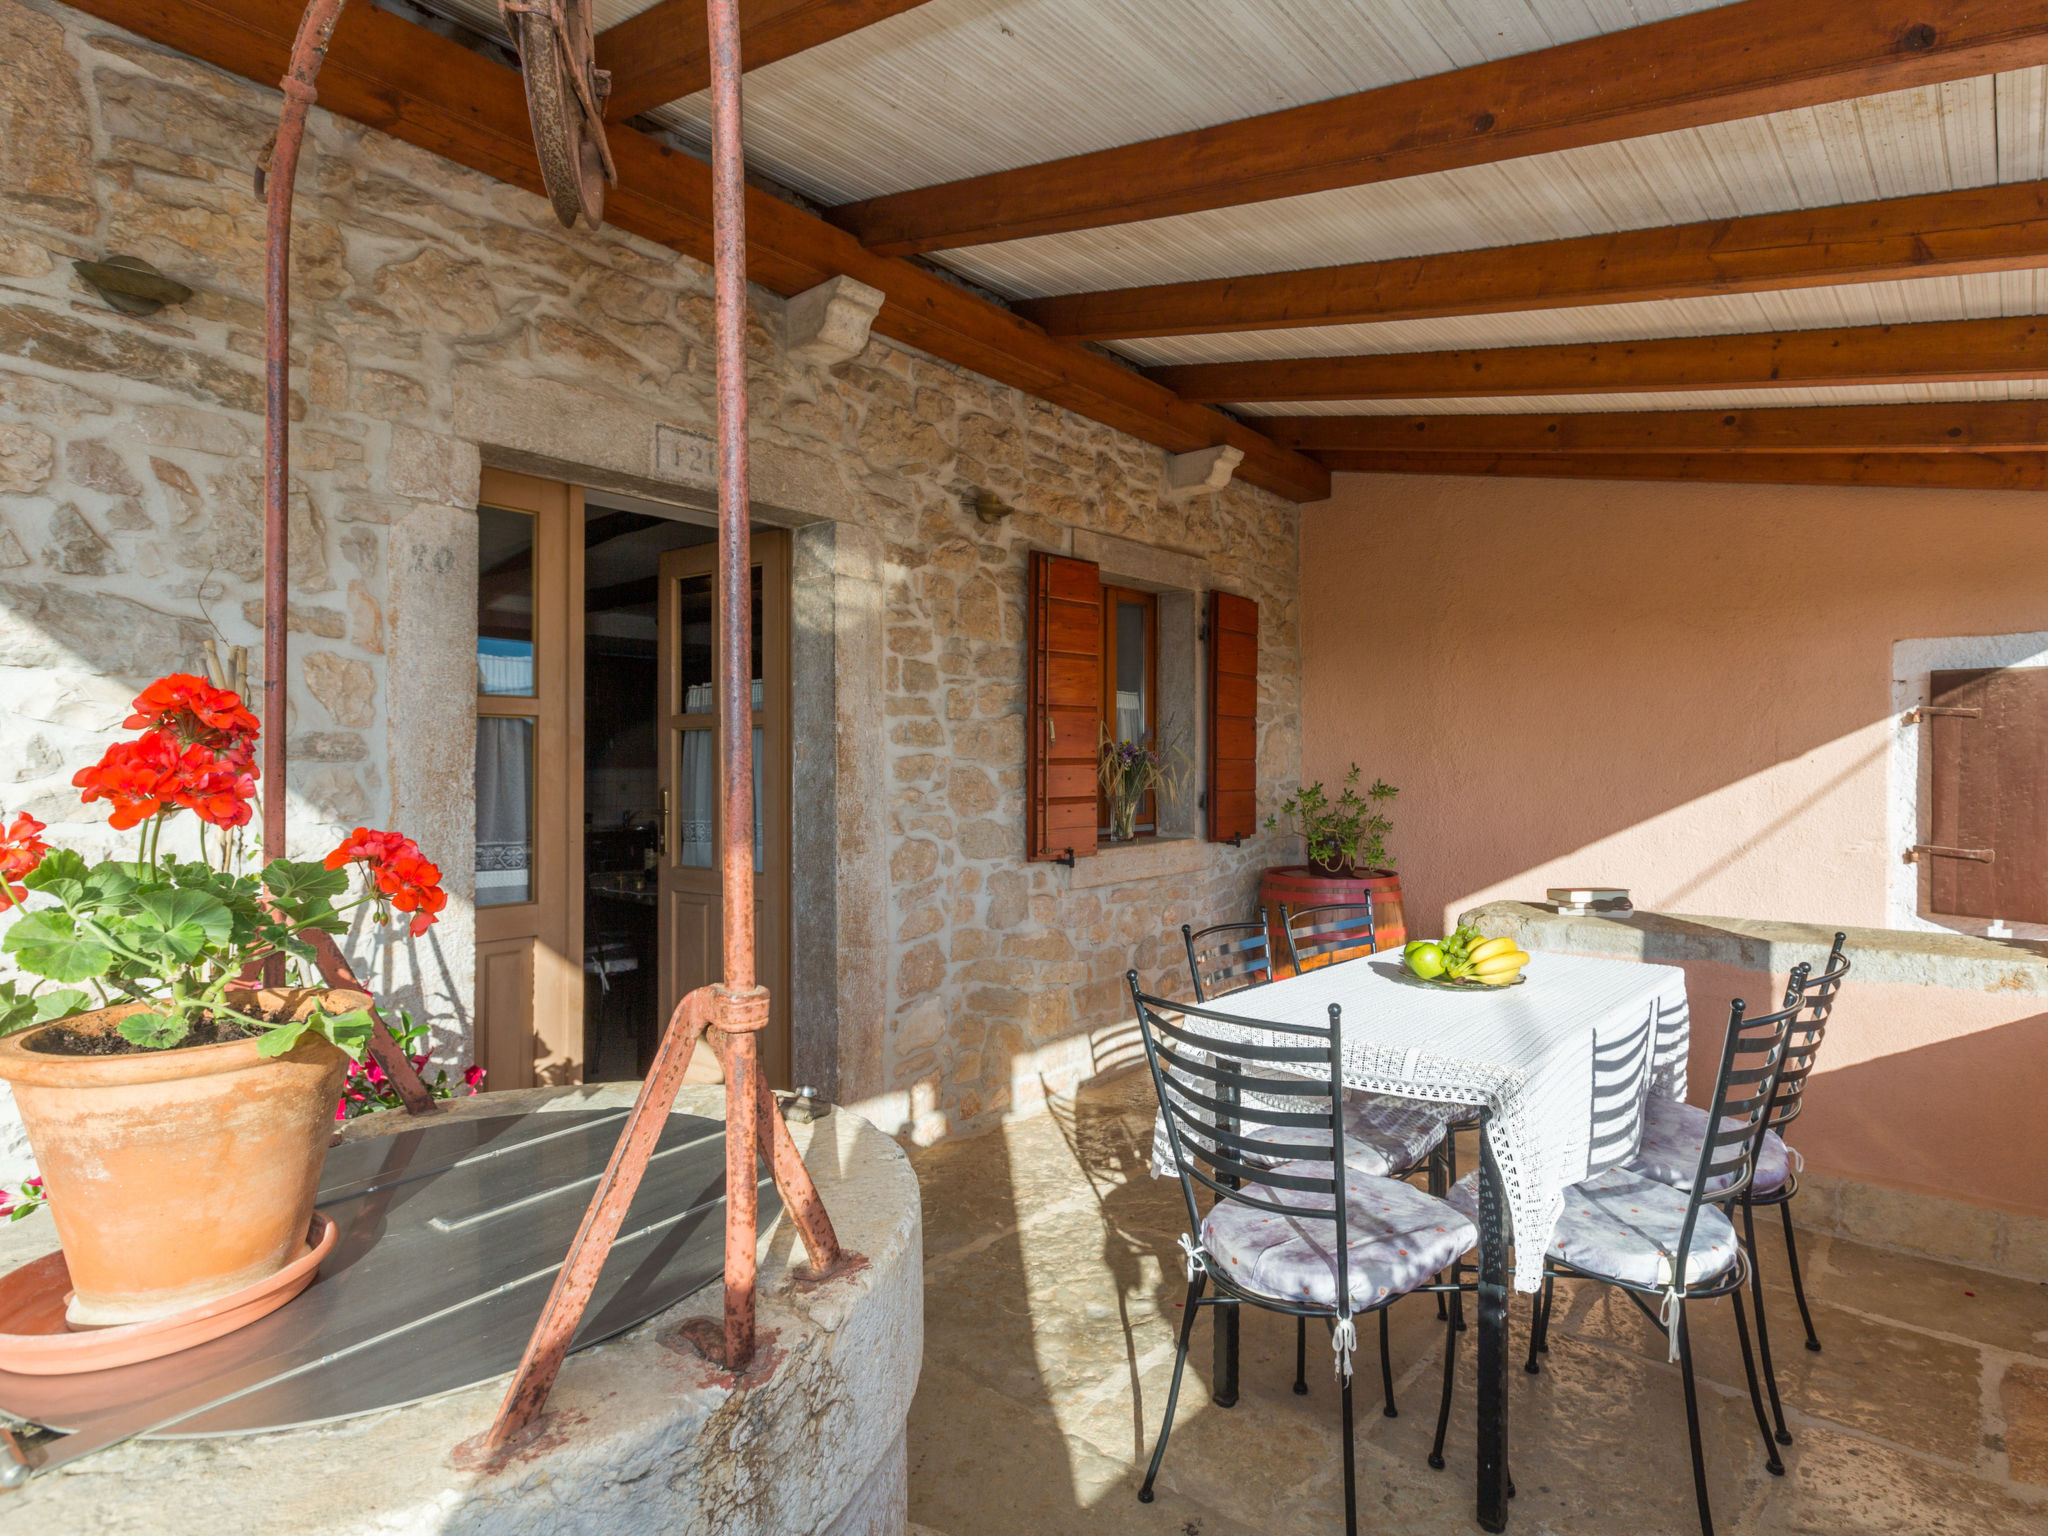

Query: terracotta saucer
[{"left": 0, "top": 1211, "right": 337, "bottom": 1375}]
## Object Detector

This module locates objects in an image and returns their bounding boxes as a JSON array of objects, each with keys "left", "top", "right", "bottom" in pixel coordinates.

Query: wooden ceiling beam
[
  {"left": 598, "top": 0, "right": 933, "bottom": 123},
  {"left": 71, "top": 0, "right": 1326, "bottom": 502},
  {"left": 1311, "top": 451, "right": 2048, "bottom": 492},
  {"left": 1149, "top": 315, "right": 2048, "bottom": 404},
  {"left": 829, "top": 0, "right": 2048, "bottom": 256},
  {"left": 1267, "top": 401, "right": 2048, "bottom": 456},
  {"left": 1019, "top": 180, "right": 2048, "bottom": 343}
]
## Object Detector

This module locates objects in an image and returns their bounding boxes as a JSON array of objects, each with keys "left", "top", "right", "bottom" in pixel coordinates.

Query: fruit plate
[
  {"left": 1376, "top": 964, "right": 1526, "bottom": 992},
  {"left": 1417, "top": 972, "right": 1526, "bottom": 991}
]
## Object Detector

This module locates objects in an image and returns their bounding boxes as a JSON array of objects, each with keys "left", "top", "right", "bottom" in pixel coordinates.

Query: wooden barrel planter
[{"left": 1258, "top": 866, "right": 1408, "bottom": 976}]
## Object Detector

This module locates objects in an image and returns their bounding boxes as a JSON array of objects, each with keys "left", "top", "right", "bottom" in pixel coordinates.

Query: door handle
[{"left": 659, "top": 787, "right": 672, "bottom": 857}]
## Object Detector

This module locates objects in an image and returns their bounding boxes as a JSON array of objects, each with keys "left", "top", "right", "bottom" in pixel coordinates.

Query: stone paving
[{"left": 907, "top": 1069, "right": 2048, "bottom": 1535}]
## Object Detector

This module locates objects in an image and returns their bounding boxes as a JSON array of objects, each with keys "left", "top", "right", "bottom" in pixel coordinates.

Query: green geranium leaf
[
  {"left": 0, "top": 982, "right": 39, "bottom": 1039},
  {"left": 315, "top": 1008, "right": 375, "bottom": 1061},
  {"left": 21, "top": 849, "right": 86, "bottom": 908},
  {"left": 31, "top": 988, "right": 89, "bottom": 1024},
  {"left": 262, "top": 859, "right": 348, "bottom": 905},
  {"left": 265, "top": 928, "right": 320, "bottom": 965},
  {"left": 23, "top": 849, "right": 87, "bottom": 895},
  {"left": 82, "top": 861, "right": 140, "bottom": 903},
  {"left": 255, "top": 1018, "right": 310, "bottom": 1058},
  {"left": 131, "top": 889, "right": 234, "bottom": 963},
  {"left": 2, "top": 910, "right": 114, "bottom": 983},
  {"left": 117, "top": 1012, "right": 189, "bottom": 1050}
]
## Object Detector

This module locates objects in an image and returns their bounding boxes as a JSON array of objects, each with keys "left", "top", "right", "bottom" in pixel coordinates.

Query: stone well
[{"left": 0, "top": 1084, "right": 923, "bottom": 1535}]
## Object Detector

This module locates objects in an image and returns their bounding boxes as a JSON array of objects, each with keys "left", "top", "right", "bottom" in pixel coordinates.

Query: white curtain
[
  {"left": 676, "top": 721, "right": 764, "bottom": 873},
  {"left": 475, "top": 716, "right": 533, "bottom": 906},
  {"left": 679, "top": 728, "right": 715, "bottom": 868}
]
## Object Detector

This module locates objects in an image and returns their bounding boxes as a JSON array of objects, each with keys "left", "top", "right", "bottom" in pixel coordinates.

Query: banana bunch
[{"left": 1404, "top": 926, "right": 1530, "bottom": 987}]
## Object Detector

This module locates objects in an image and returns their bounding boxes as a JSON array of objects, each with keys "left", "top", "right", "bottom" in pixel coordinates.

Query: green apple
[{"left": 1406, "top": 942, "right": 1447, "bottom": 980}]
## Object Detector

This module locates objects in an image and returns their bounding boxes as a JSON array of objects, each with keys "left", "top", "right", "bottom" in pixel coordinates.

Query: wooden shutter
[
  {"left": 1928, "top": 666, "right": 2048, "bottom": 922},
  {"left": 1028, "top": 551, "right": 1101, "bottom": 863},
  {"left": 1207, "top": 591, "right": 1259, "bottom": 843}
]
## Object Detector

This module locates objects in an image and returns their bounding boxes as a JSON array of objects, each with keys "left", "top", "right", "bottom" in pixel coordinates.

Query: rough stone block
[
  {"left": 0, "top": 422, "right": 54, "bottom": 493},
  {"left": 385, "top": 426, "right": 480, "bottom": 506},
  {"left": 303, "top": 650, "right": 377, "bottom": 729},
  {"left": 0, "top": 0, "right": 96, "bottom": 236},
  {"left": 371, "top": 247, "right": 500, "bottom": 336}
]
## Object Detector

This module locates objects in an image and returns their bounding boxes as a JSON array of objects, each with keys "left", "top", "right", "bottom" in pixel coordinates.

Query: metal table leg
[
  {"left": 1212, "top": 1296, "right": 1240, "bottom": 1408},
  {"left": 1475, "top": 1114, "right": 1510, "bottom": 1532}
]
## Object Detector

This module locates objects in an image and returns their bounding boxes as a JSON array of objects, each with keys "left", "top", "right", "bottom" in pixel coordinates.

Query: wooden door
[
  {"left": 655, "top": 531, "right": 791, "bottom": 1087},
  {"left": 473, "top": 469, "right": 584, "bottom": 1088}
]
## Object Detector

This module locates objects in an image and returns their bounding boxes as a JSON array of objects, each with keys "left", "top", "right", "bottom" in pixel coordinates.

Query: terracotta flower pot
[{"left": 0, "top": 988, "right": 357, "bottom": 1328}]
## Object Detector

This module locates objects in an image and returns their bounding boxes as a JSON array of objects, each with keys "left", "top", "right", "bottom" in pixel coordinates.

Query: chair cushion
[
  {"left": 1445, "top": 1168, "right": 1740, "bottom": 1290},
  {"left": 1624, "top": 1095, "right": 1794, "bottom": 1197},
  {"left": 1200, "top": 1165, "right": 1475, "bottom": 1311},
  {"left": 1242, "top": 1091, "right": 1452, "bottom": 1177},
  {"left": 1547, "top": 1169, "right": 1740, "bottom": 1290}
]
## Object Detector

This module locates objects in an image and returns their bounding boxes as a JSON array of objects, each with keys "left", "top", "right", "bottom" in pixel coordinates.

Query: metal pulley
[{"left": 501, "top": 0, "right": 617, "bottom": 229}]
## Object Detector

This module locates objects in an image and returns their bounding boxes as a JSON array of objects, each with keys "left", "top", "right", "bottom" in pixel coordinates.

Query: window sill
[{"left": 1066, "top": 835, "right": 1212, "bottom": 890}]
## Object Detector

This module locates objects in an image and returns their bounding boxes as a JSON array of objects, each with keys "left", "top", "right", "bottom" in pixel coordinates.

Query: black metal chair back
[
  {"left": 1282, "top": 900, "right": 1377, "bottom": 974},
  {"left": 1127, "top": 973, "right": 1352, "bottom": 1317},
  {"left": 1668, "top": 974, "right": 1807, "bottom": 1274},
  {"left": 1181, "top": 920, "right": 1274, "bottom": 1003},
  {"left": 1769, "top": 933, "right": 1849, "bottom": 1135}
]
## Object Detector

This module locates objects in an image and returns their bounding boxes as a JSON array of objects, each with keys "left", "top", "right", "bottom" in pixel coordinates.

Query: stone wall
[{"left": 0, "top": 0, "right": 1302, "bottom": 1147}]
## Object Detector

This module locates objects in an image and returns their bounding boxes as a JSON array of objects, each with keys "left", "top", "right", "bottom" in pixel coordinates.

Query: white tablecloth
[{"left": 1146, "top": 950, "right": 1691, "bottom": 1291}]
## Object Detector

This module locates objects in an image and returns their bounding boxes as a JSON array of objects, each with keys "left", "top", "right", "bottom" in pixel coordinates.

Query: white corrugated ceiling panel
[
  {"left": 1114, "top": 271, "right": 2048, "bottom": 369},
  {"left": 937, "top": 70, "right": 2046, "bottom": 302},
  {"left": 645, "top": 0, "right": 1740, "bottom": 203}
]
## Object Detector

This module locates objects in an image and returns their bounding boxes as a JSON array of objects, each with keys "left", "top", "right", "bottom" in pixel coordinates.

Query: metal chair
[
  {"left": 1741, "top": 933, "right": 1850, "bottom": 1441},
  {"left": 1619, "top": 935, "right": 1850, "bottom": 1447},
  {"left": 1182, "top": 919, "right": 1456, "bottom": 1412},
  {"left": 1183, "top": 918, "right": 1276, "bottom": 1004},
  {"left": 1475, "top": 986, "right": 1804, "bottom": 1536},
  {"left": 1129, "top": 973, "right": 1472, "bottom": 1536},
  {"left": 1280, "top": 900, "right": 1380, "bottom": 973}
]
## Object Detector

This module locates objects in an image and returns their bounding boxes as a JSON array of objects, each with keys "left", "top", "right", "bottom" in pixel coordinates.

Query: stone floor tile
[
  {"left": 1753, "top": 1424, "right": 2048, "bottom": 1535},
  {"left": 1809, "top": 1235, "right": 2048, "bottom": 1356},
  {"left": 2002, "top": 1360, "right": 2048, "bottom": 1488},
  {"left": 1565, "top": 1279, "right": 1987, "bottom": 1462},
  {"left": 908, "top": 1358, "right": 1270, "bottom": 1536}
]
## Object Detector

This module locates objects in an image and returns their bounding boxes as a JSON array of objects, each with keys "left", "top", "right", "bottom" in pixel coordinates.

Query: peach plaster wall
[{"left": 1299, "top": 472, "right": 2048, "bottom": 938}]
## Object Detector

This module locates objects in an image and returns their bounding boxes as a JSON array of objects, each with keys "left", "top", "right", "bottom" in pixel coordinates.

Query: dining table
[{"left": 1148, "top": 946, "right": 1691, "bottom": 1531}]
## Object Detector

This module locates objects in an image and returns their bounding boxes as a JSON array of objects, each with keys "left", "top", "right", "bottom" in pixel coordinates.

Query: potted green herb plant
[{"left": 1259, "top": 764, "right": 1409, "bottom": 957}]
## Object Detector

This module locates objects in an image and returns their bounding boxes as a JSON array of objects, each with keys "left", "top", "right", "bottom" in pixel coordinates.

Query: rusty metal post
[
  {"left": 703, "top": 0, "right": 768, "bottom": 1375},
  {"left": 261, "top": 0, "right": 346, "bottom": 868},
  {"left": 484, "top": 986, "right": 718, "bottom": 1447},
  {"left": 482, "top": 0, "right": 850, "bottom": 1447},
  {"left": 259, "top": 0, "right": 435, "bottom": 1116}
]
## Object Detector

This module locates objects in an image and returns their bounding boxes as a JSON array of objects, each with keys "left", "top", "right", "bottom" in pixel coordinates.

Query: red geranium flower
[
  {"left": 73, "top": 732, "right": 257, "bottom": 832},
  {"left": 326, "top": 827, "right": 447, "bottom": 936},
  {"left": 173, "top": 751, "right": 258, "bottom": 830},
  {"left": 73, "top": 730, "right": 187, "bottom": 830},
  {"left": 124, "top": 674, "right": 260, "bottom": 753},
  {"left": 0, "top": 812, "right": 48, "bottom": 909}
]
